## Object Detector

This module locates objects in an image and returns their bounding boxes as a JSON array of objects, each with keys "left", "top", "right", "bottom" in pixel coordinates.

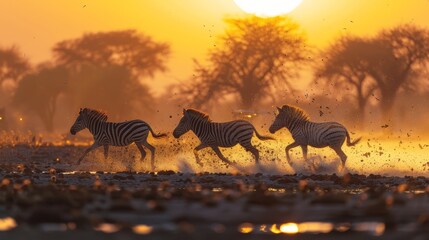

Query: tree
[
  {"left": 67, "top": 64, "right": 154, "bottom": 120},
  {"left": 314, "top": 36, "right": 377, "bottom": 127},
  {"left": 178, "top": 16, "right": 308, "bottom": 110},
  {"left": 315, "top": 24, "right": 429, "bottom": 125},
  {"left": 53, "top": 30, "right": 170, "bottom": 77},
  {"left": 0, "top": 46, "right": 30, "bottom": 84},
  {"left": 13, "top": 65, "right": 68, "bottom": 132},
  {"left": 367, "top": 24, "right": 429, "bottom": 121},
  {"left": 0, "top": 46, "right": 30, "bottom": 104},
  {"left": 52, "top": 30, "right": 169, "bottom": 120}
]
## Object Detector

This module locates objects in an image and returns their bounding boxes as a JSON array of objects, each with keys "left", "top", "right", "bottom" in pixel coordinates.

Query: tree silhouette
[
  {"left": 53, "top": 30, "right": 170, "bottom": 77},
  {"left": 67, "top": 64, "right": 154, "bottom": 120},
  {"left": 315, "top": 36, "right": 377, "bottom": 127},
  {"left": 52, "top": 30, "right": 169, "bottom": 120},
  {"left": 0, "top": 46, "right": 30, "bottom": 84},
  {"left": 367, "top": 24, "right": 429, "bottom": 122},
  {"left": 0, "top": 46, "right": 30, "bottom": 105},
  {"left": 315, "top": 24, "right": 429, "bottom": 125},
  {"left": 13, "top": 64, "right": 68, "bottom": 132},
  {"left": 178, "top": 16, "right": 308, "bottom": 110}
]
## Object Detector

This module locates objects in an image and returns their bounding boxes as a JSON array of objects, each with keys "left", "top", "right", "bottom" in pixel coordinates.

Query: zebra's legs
[
  {"left": 301, "top": 145, "right": 315, "bottom": 172},
  {"left": 77, "top": 143, "right": 101, "bottom": 165},
  {"left": 135, "top": 143, "right": 147, "bottom": 161},
  {"left": 211, "top": 146, "right": 233, "bottom": 166},
  {"left": 331, "top": 146, "right": 347, "bottom": 168},
  {"left": 241, "top": 143, "right": 260, "bottom": 164},
  {"left": 103, "top": 145, "right": 109, "bottom": 159},
  {"left": 301, "top": 145, "right": 308, "bottom": 161},
  {"left": 142, "top": 141, "right": 156, "bottom": 171},
  {"left": 285, "top": 142, "right": 300, "bottom": 165},
  {"left": 194, "top": 143, "right": 209, "bottom": 166}
]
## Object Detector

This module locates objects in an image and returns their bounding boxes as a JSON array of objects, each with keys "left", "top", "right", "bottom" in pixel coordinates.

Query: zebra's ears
[
  {"left": 276, "top": 107, "right": 282, "bottom": 112},
  {"left": 182, "top": 109, "right": 186, "bottom": 115}
]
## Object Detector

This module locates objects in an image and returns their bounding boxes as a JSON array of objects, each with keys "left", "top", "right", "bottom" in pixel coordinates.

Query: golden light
[
  {"left": 269, "top": 224, "right": 281, "bottom": 234},
  {"left": 298, "top": 222, "right": 333, "bottom": 233},
  {"left": 0, "top": 116, "right": 2, "bottom": 120},
  {"left": 234, "top": 0, "right": 303, "bottom": 17},
  {"left": 238, "top": 223, "right": 254, "bottom": 233},
  {"left": 94, "top": 223, "right": 120, "bottom": 233},
  {"left": 280, "top": 223, "right": 299, "bottom": 234},
  {"left": 19, "top": 117, "right": 23, "bottom": 121},
  {"left": 133, "top": 224, "right": 153, "bottom": 235},
  {"left": 0, "top": 217, "right": 17, "bottom": 231}
]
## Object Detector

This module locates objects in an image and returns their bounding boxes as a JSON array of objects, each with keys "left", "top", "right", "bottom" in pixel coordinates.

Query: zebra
[
  {"left": 173, "top": 109, "right": 274, "bottom": 167},
  {"left": 70, "top": 108, "right": 166, "bottom": 170},
  {"left": 269, "top": 105, "right": 361, "bottom": 169}
]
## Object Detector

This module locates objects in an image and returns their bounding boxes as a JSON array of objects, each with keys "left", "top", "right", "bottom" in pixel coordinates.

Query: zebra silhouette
[
  {"left": 173, "top": 109, "right": 274, "bottom": 167},
  {"left": 70, "top": 108, "right": 166, "bottom": 170},
  {"left": 269, "top": 105, "right": 361, "bottom": 169}
]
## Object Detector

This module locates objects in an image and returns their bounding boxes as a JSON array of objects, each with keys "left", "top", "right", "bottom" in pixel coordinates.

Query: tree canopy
[
  {"left": 13, "top": 65, "right": 68, "bottom": 132},
  {"left": 53, "top": 30, "right": 170, "bottom": 78},
  {"left": 177, "top": 16, "right": 309, "bottom": 110}
]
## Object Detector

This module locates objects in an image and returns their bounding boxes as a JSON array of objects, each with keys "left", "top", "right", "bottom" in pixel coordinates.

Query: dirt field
[{"left": 0, "top": 141, "right": 428, "bottom": 239}]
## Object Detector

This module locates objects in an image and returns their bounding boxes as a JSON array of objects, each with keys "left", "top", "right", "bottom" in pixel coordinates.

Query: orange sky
[{"left": 1, "top": 0, "right": 429, "bottom": 95}]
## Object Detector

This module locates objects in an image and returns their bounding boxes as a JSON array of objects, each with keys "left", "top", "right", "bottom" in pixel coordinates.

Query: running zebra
[
  {"left": 173, "top": 109, "right": 274, "bottom": 166},
  {"left": 70, "top": 108, "right": 166, "bottom": 170},
  {"left": 269, "top": 105, "right": 361, "bottom": 169}
]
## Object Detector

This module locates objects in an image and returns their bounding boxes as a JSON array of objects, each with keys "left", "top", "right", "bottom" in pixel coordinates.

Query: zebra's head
[
  {"left": 70, "top": 108, "right": 108, "bottom": 135},
  {"left": 269, "top": 106, "right": 287, "bottom": 134},
  {"left": 173, "top": 109, "right": 192, "bottom": 138},
  {"left": 269, "top": 105, "right": 309, "bottom": 133},
  {"left": 70, "top": 108, "right": 87, "bottom": 135}
]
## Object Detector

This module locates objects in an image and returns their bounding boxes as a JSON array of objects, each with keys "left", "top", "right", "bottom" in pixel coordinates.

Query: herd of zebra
[{"left": 70, "top": 105, "right": 361, "bottom": 171}]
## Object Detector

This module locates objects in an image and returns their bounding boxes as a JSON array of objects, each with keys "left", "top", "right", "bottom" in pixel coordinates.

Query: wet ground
[{"left": 0, "top": 143, "right": 428, "bottom": 239}]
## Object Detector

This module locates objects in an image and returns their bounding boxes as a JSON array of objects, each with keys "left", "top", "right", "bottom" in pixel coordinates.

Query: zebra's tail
[
  {"left": 346, "top": 131, "right": 361, "bottom": 146},
  {"left": 253, "top": 127, "right": 275, "bottom": 141},
  {"left": 148, "top": 126, "right": 168, "bottom": 139}
]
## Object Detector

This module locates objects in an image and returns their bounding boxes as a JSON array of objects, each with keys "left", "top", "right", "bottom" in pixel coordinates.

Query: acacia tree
[
  {"left": 0, "top": 46, "right": 29, "bottom": 84},
  {"left": 178, "top": 16, "right": 308, "bottom": 110},
  {"left": 0, "top": 46, "right": 30, "bottom": 104},
  {"left": 52, "top": 30, "right": 170, "bottom": 118},
  {"left": 315, "top": 36, "right": 377, "bottom": 127},
  {"left": 13, "top": 65, "right": 68, "bottom": 132},
  {"left": 53, "top": 30, "right": 170, "bottom": 76},
  {"left": 367, "top": 24, "right": 429, "bottom": 121},
  {"left": 67, "top": 64, "right": 154, "bottom": 120},
  {"left": 316, "top": 24, "right": 429, "bottom": 125}
]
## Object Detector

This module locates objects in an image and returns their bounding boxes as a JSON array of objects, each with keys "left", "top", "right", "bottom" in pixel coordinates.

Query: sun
[{"left": 234, "top": 0, "right": 303, "bottom": 17}]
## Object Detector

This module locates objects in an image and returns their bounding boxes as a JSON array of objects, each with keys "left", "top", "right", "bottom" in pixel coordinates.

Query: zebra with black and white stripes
[
  {"left": 173, "top": 109, "right": 274, "bottom": 166},
  {"left": 70, "top": 108, "right": 166, "bottom": 170},
  {"left": 269, "top": 105, "right": 361, "bottom": 169}
]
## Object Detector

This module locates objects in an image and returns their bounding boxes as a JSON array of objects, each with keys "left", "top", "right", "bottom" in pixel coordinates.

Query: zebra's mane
[
  {"left": 282, "top": 105, "right": 310, "bottom": 121},
  {"left": 185, "top": 109, "right": 211, "bottom": 122},
  {"left": 82, "top": 108, "right": 108, "bottom": 122}
]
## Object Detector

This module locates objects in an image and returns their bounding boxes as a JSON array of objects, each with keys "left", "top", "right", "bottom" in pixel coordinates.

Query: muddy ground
[{"left": 0, "top": 144, "right": 428, "bottom": 239}]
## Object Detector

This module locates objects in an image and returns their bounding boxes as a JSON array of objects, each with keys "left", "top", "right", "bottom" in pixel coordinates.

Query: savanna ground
[{"left": 0, "top": 132, "right": 428, "bottom": 239}]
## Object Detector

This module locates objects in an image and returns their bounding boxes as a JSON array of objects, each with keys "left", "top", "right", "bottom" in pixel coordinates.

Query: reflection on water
[
  {"left": 240, "top": 221, "right": 385, "bottom": 236},
  {"left": 354, "top": 222, "right": 385, "bottom": 236},
  {"left": 298, "top": 222, "right": 333, "bottom": 233},
  {"left": 238, "top": 222, "right": 254, "bottom": 234},
  {"left": 133, "top": 224, "right": 153, "bottom": 235},
  {"left": 0, "top": 217, "right": 17, "bottom": 231},
  {"left": 269, "top": 224, "right": 281, "bottom": 234},
  {"left": 280, "top": 223, "right": 299, "bottom": 234},
  {"left": 94, "top": 223, "right": 121, "bottom": 233}
]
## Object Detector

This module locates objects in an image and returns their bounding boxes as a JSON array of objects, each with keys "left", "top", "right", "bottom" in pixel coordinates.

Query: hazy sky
[{"left": 1, "top": 0, "right": 429, "bottom": 94}]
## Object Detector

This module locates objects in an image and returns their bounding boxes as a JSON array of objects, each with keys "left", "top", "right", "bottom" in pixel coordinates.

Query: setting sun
[{"left": 233, "top": 0, "right": 303, "bottom": 17}]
